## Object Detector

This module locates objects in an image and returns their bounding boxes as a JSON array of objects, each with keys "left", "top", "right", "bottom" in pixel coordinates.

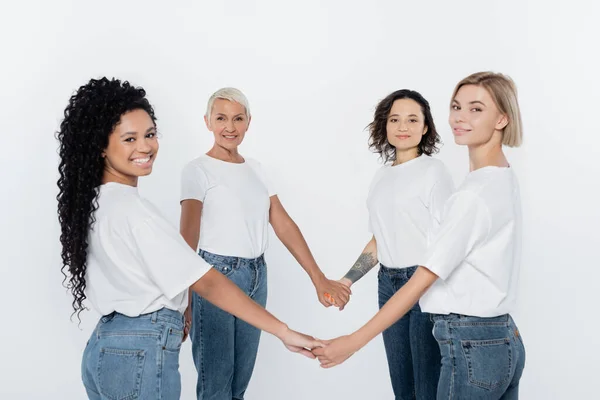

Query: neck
[
  {"left": 207, "top": 144, "right": 244, "bottom": 163},
  {"left": 102, "top": 168, "right": 138, "bottom": 187},
  {"left": 468, "top": 132, "right": 509, "bottom": 171},
  {"left": 393, "top": 147, "right": 420, "bottom": 166}
]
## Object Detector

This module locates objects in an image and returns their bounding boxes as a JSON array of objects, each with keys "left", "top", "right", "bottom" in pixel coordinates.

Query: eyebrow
[
  {"left": 469, "top": 100, "right": 486, "bottom": 106},
  {"left": 120, "top": 127, "right": 156, "bottom": 137},
  {"left": 215, "top": 113, "right": 246, "bottom": 117},
  {"left": 388, "top": 113, "right": 419, "bottom": 118},
  {"left": 452, "top": 99, "right": 486, "bottom": 107}
]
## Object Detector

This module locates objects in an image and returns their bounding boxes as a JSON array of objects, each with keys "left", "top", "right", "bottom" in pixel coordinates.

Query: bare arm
[
  {"left": 269, "top": 195, "right": 351, "bottom": 308},
  {"left": 191, "top": 268, "right": 322, "bottom": 357},
  {"left": 179, "top": 199, "right": 202, "bottom": 340},
  {"left": 353, "top": 266, "right": 437, "bottom": 345},
  {"left": 313, "top": 266, "right": 439, "bottom": 367},
  {"left": 180, "top": 199, "right": 202, "bottom": 251},
  {"left": 340, "top": 236, "right": 378, "bottom": 286}
]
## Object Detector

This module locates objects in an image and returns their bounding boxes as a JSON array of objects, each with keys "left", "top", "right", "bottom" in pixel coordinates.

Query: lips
[
  {"left": 131, "top": 154, "right": 154, "bottom": 168},
  {"left": 453, "top": 127, "right": 471, "bottom": 136},
  {"left": 395, "top": 135, "right": 411, "bottom": 139}
]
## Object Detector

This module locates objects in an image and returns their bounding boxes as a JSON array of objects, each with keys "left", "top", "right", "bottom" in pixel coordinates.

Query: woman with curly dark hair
[
  {"left": 335, "top": 89, "right": 454, "bottom": 399},
  {"left": 57, "top": 77, "right": 321, "bottom": 399}
]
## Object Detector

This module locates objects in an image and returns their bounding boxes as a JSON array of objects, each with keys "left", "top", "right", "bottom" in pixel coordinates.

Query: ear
[
  {"left": 496, "top": 114, "right": 509, "bottom": 131},
  {"left": 247, "top": 115, "right": 252, "bottom": 129},
  {"left": 422, "top": 125, "right": 428, "bottom": 136},
  {"left": 204, "top": 115, "right": 210, "bottom": 130}
]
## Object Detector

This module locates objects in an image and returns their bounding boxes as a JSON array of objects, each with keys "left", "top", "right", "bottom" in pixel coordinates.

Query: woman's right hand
[{"left": 277, "top": 326, "right": 325, "bottom": 359}]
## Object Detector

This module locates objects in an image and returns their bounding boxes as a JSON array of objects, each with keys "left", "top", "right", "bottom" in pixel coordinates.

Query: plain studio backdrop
[{"left": 1, "top": 0, "right": 598, "bottom": 398}]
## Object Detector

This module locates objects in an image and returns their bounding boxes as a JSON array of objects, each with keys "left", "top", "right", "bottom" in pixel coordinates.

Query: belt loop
[{"left": 151, "top": 310, "right": 158, "bottom": 323}]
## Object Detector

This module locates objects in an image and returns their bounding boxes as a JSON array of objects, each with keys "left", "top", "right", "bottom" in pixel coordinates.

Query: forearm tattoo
[{"left": 344, "top": 252, "right": 378, "bottom": 283}]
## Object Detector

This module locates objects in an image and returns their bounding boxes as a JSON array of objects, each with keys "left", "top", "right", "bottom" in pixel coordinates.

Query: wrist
[
  {"left": 309, "top": 270, "right": 326, "bottom": 285},
  {"left": 339, "top": 277, "right": 353, "bottom": 288},
  {"left": 351, "top": 328, "right": 372, "bottom": 351},
  {"left": 273, "top": 322, "right": 289, "bottom": 340},
  {"left": 349, "top": 331, "right": 367, "bottom": 352}
]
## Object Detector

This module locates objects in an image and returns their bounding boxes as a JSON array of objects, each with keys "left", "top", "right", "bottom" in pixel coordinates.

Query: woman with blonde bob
[{"left": 314, "top": 71, "right": 526, "bottom": 399}]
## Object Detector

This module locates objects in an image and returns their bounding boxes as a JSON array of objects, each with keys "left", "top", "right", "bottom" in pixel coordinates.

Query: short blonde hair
[
  {"left": 205, "top": 87, "right": 251, "bottom": 121},
  {"left": 452, "top": 72, "right": 523, "bottom": 147}
]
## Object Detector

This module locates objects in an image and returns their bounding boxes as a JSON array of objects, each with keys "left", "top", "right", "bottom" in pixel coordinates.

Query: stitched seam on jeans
[
  {"left": 450, "top": 338, "right": 455, "bottom": 400},
  {"left": 249, "top": 262, "right": 259, "bottom": 298},
  {"left": 200, "top": 300, "right": 206, "bottom": 394},
  {"left": 450, "top": 321, "right": 509, "bottom": 327},
  {"left": 98, "top": 331, "right": 161, "bottom": 339}
]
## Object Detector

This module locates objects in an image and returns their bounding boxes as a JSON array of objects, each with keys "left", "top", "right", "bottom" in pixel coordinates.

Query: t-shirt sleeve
[
  {"left": 180, "top": 162, "right": 209, "bottom": 202},
  {"left": 131, "top": 214, "right": 212, "bottom": 300},
  {"left": 422, "top": 190, "right": 491, "bottom": 280}
]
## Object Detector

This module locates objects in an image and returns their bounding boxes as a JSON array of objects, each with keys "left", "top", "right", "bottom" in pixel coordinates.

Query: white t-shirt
[
  {"left": 367, "top": 155, "right": 454, "bottom": 268},
  {"left": 419, "top": 166, "right": 522, "bottom": 317},
  {"left": 85, "top": 182, "right": 212, "bottom": 317},
  {"left": 180, "top": 155, "right": 276, "bottom": 259}
]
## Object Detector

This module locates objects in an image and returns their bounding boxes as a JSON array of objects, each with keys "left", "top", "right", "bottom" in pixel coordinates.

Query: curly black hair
[
  {"left": 56, "top": 77, "right": 156, "bottom": 319},
  {"left": 368, "top": 89, "right": 441, "bottom": 163}
]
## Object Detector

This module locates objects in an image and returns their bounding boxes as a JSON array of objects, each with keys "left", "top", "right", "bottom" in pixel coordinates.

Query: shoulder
[
  {"left": 422, "top": 156, "right": 451, "bottom": 178},
  {"left": 96, "top": 189, "right": 152, "bottom": 230},
  {"left": 183, "top": 155, "right": 211, "bottom": 173}
]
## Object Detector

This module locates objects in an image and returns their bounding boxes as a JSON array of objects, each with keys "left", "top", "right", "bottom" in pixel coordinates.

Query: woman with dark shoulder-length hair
[{"left": 336, "top": 89, "right": 454, "bottom": 399}]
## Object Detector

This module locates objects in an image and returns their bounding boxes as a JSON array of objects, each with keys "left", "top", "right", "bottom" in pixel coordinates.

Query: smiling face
[
  {"left": 449, "top": 84, "right": 508, "bottom": 147},
  {"left": 385, "top": 98, "right": 428, "bottom": 153},
  {"left": 204, "top": 98, "right": 250, "bottom": 150},
  {"left": 102, "top": 109, "right": 158, "bottom": 186}
]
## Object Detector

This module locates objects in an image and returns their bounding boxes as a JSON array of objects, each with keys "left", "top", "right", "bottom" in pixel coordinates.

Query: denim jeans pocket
[
  {"left": 163, "top": 326, "right": 184, "bottom": 351},
  {"left": 460, "top": 338, "right": 512, "bottom": 391},
  {"left": 98, "top": 348, "right": 146, "bottom": 400}
]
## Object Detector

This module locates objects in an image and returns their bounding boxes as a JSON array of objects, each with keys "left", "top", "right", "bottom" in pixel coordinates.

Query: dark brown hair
[{"left": 368, "top": 89, "right": 441, "bottom": 163}]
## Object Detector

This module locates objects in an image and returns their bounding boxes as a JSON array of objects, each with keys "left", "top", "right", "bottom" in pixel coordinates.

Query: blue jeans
[
  {"left": 378, "top": 265, "right": 441, "bottom": 399},
  {"left": 432, "top": 314, "right": 526, "bottom": 399},
  {"left": 81, "top": 308, "right": 185, "bottom": 399},
  {"left": 191, "top": 250, "right": 268, "bottom": 400}
]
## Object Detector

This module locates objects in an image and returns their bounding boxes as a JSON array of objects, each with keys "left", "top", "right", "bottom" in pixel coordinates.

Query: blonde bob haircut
[{"left": 452, "top": 71, "right": 523, "bottom": 147}]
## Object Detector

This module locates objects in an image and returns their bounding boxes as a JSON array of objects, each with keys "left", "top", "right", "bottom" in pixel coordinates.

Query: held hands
[
  {"left": 276, "top": 325, "right": 361, "bottom": 368},
  {"left": 312, "top": 334, "right": 361, "bottom": 368},
  {"left": 315, "top": 275, "right": 352, "bottom": 310},
  {"left": 276, "top": 325, "right": 325, "bottom": 359}
]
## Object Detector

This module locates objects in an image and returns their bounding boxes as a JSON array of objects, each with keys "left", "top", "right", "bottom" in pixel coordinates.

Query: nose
[
  {"left": 452, "top": 109, "right": 465, "bottom": 124},
  {"left": 398, "top": 121, "right": 408, "bottom": 132},
  {"left": 137, "top": 137, "right": 152, "bottom": 153},
  {"left": 225, "top": 120, "right": 235, "bottom": 132}
]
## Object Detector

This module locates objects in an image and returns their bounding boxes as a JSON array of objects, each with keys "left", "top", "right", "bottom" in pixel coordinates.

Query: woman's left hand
[
  {"left": 312, "top": 334, "right": 361, "bottom": 368},
  {"left": 182, "top": 307, "right": 192, "bottom": 342}
]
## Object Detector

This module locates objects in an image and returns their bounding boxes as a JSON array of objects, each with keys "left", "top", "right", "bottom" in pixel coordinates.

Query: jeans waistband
[
  {"left": 101, "top": 307, "right": 184, "bottom": 326},
  {"left": 432, "top": 313, "right": 511, "bottom": 324},
  {"left": 379, "top": 264, "right": 418, "bottom": 276},
  {"left": 199, "top": 249, "right": 265, "bottom": 266}
]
